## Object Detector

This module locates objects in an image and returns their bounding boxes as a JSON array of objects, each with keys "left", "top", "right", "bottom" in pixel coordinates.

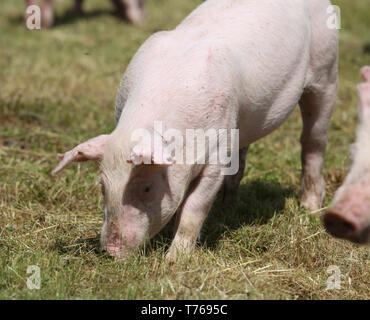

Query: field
[{"left": 0, "top": 0, "right": 369, "bottom": 299}]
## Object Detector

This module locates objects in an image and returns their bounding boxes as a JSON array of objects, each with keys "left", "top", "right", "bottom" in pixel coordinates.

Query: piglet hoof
[
  {"left": 301, "top": 200, "right": 319, "bottom": 212},
  {"left": 300, "top": 177, "right": 326, "bottom": 211},
  {"left": 300, "top": 191, "right": 325, "bottom": 212},
  {"left": 165, "top": 248, "right": 186, "bottom": 265},
  {"left": 165, "top": 251, "right": 176, "bottom": 265},
  {"left": 165, "top": 246, "right": 192, "bottom": 265}
]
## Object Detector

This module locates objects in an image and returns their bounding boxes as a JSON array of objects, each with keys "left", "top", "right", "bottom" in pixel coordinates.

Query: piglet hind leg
[
  {"left": 299, "top": 79, "right": 337, "bottom": 211},
  {"left": 218, "top": 147, "right": 248, "bottom": 206},
  {"left": 166, "top": 166, "right": 224, "bottom": 262}
]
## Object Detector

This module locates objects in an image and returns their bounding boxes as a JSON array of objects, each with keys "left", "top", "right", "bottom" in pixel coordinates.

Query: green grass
[{"left": 0, "top": 0, "right": 369, "bottom": 300}]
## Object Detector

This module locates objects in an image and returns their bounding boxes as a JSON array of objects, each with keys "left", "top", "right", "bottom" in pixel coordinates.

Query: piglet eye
[{"left": 144, "top": 186, "right": 151, "bottom": 193}]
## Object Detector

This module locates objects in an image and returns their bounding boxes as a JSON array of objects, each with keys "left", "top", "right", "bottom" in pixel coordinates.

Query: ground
[{"left": 0, "top": 0, "right": 369, "bottom": 299}]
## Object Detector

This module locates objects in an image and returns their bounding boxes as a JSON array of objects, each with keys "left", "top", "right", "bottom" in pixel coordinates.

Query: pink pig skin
[{"left": 324, "top": 66, "right": 370, "bottom": 244}]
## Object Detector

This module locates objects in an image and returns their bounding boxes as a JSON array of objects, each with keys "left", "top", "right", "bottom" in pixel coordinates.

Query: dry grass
[{"left": 0, "top": 0, "right": 369, "bottom": 299}]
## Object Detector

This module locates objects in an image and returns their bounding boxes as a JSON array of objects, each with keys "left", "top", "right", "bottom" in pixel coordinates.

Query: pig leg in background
[
  {"left": 111, "top": 0, "right": 145, "bottom": 25},
  {"left": 167, "top": 166, "right": 224, "bottom": 261},
  {"left": 218, "top": 147, "right": 248, "bottom": 206},
  {"left": 299, "top": 78, "right": 337, "bottom": 211},
  {"left": 40, "top": 0, "right": 54, "bottom": 28},
  {"left": 73, "top": 0, "right": 84, "bottom": 15},
  {"left": 123, "top": 0, "right": 145, "bottom": 25},
  {"left": 25, "top": 0, "right": 55, "bottom": 28}
]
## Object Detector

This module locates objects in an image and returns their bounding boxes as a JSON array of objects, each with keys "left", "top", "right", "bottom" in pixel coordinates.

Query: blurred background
[{"left": 0, "top": 0, "right": 369, "bottom": 299}]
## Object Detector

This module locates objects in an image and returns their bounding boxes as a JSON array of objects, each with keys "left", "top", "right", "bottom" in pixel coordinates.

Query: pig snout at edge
[
  {"left": 324, "top": 184, "right": 370, "bottom": 244},
  {"left": 324, "top": 66, "right": 370, "bottom": 244}
]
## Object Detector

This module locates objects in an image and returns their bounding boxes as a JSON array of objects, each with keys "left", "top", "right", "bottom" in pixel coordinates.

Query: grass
[{"left": 0, "top": 0, "right": 369, "bottom": 300}]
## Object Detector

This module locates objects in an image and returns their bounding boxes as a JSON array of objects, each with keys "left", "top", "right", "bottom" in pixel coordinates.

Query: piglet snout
[
  {"left": 101, "top": 222, "right": 141, "bottom": 259},
  {"left": 324, "top": 210, "right": 359, "bottom": 241},
  {"left": 101, "top": 227, "right": 128, "bottom": 259},
  {"left": 324, "top": 207, "right": 370, "bottom": 244},
  {"left": 103, "top": 245, "right": 127, "bottom": 260}
]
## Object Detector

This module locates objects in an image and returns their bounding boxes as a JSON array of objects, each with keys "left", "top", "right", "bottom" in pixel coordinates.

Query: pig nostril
[
  {"left": 324, "top": 211, "right": 358, "bottom": 240},
  {"left": 357, "top": 225, "right": 370, "bottom": 244}
]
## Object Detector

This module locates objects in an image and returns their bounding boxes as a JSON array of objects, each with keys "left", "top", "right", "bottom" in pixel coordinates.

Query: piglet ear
[{"left": 52, "top": 134, "right": 110, "bottom": 175}]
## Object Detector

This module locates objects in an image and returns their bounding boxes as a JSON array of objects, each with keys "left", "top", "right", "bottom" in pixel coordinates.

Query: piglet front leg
[{"left": 166, "top": 166, "right": 224, "bottom": 262}]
